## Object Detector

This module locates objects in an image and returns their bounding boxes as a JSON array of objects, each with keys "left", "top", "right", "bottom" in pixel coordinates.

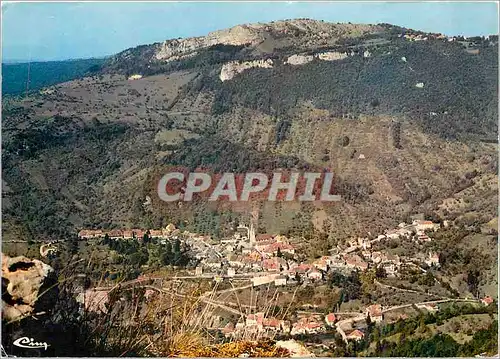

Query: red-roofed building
[
  {"left": 246, "top": 312, "right": 265, "bottom": 327},
  {"left": 133, "top": 229, "right": 145, "bottom": 239},
  {"left": 366, "top": 304, "right": 383, "bottom": 322},
  {"left": 313, "top": 258, "right": 328, "bottom": 271},
  {"left": 256, "top": 234, "right": 275, "bottom": 242},
  {"left": 345, "top": 254, "right": 368, "bottom": 271},
  {"left": 413, "top": 220, "right": 438, "bottom": 232},
  {"left": 293, "top": 263, "right": 313, "bottom": 274},
  {"left": 417, "top": 234, "right": 431, "bottom": 242},
  {"left": 425, "top": 252, "right": 440, "bottom": 267},
  {"left": 325, "top": 313, "right": 336, "bottom": 326},
  {"left": 290, "top": 317, "right": 324, "bottom": 335},
  {"left": 290, "top": 321, "right": 307, "bottom": 335},
  {"left": 262, "top": 258, "right": 281, "bottom": 272},
  {"left": 123, "top": 230, "right": 133, "bottom": 239},
  {"left": 108, "top": 230, "right": 123, "bottom": 239},
  {"left": 346, "top": 329, "right": 364, "bottom": 341},
  {"left": 262, "top": 317, "right": 283, "bottom": 331},
  {"left": 78, "top": 230, "right": 92, "bottom": 239},
  {"left": 149, "top": 230, "right": 163, "bottom": 238},
  {"left": 261, "top": 242, "right": 295, "bottom": 257},
  {"left": 481, "top": 296, "right": 494, "bottom": 306},
  {"left": 222, "top": 322, "right": 235, "bottom": 338}
]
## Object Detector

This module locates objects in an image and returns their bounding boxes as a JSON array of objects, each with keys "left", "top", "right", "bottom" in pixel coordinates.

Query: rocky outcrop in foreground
[{"left": 2, "top": 253, "right": 54, "bottom": 322}]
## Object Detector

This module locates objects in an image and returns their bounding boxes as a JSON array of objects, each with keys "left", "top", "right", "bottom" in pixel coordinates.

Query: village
[
  {"left": 76, "top": 217, "right": 495, "bottom": 345},
  {"left": 78, "top": 218, "right": 445, "bottom": 284}
]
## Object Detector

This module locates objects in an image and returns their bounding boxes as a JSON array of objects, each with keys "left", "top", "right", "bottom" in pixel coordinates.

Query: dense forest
[
  {"left": 2, "top": 58, "right": 105, "bottom": 95},
  {"left": 205, "top": 40, "right": 498, "bottom": 141}
]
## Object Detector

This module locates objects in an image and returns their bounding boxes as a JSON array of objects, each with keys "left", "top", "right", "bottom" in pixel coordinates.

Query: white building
[
  {"left": 128, "top": 74, "right": 143, "bottom": 80},
  {"left": 274, "top": 276, "right": 287, "bottom": 286}
]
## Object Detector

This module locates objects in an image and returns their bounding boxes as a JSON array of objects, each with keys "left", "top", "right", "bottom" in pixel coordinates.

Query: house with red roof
[
  {"left": 78, "top": 230, "right": 93, "bottom": 239},
  {"left": 325, "top": 313, "right": 336, "bottom": 326},
  {"left": 222, "top": 322, "right": 235, "bottom": 338},
  {"left": 312, "top": 258, "right": 328, "bottom": 271},
  {"left": 413, "top": 220, "right": 437, "bottom": 232},
  {"left": 292, "top": 263, "right": 313, "bottom": 274},
  {"left": 262, "top": 317, "right": 284, "bottom": 331},
  {"left": 262, "top": 258, "right": 281, "bottom": 272},
  {"left": 366, "top": 304, "right": 383, "bottom": 322},
  {"left": 346, "top": 329, "right": 364, "bottom": 341},
  {"left": 246, "top": 312, "right": 265, "bottom": 329},
  {"left": 255, "top": 234, "right": 277, "bottom": 248},
  {"left": 261, "top": 242, "right": 295, "bottom": 257},
  {"left": 256, "top": 234, "right": 274, "bottom": 241},
  {"left": 425, "top": 252, "right": 440, "bottom": 267},
  {"left": 133, "top": 229, "right": 145, "bottom": 239},
  {"left": 149, "top": 230, "right": 163, "bottom": 238},
  {"left": 106, "top": 230, "right": 122, "bottom": 239},
  {"left": 290, "top": 317, "right": 324, "bottom": 335},
  {"left": 344, "top": 254, "right": 368, "bottom": 271},
  {"left": 481, "top": 296, "right": 494, "bottom": 306}
]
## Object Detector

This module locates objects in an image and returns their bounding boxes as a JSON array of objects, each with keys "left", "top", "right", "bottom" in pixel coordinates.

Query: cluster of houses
[
  {"left": 220, "top": 302, "right": 440, "bottom": 342},
  {"left": 78, "top": 218, "right": 443, "bottom": 285},
  {"left": 221, "top": 311, "right": 339, "bottom": 339},
  {"left": 78, "top": 223, "right": 179, "bottom": 240},
  {"left": 77, "top": 217, "right": 497, "bottom": 348},
  {"left": 398, "top": 32, "right": 459, "bottom": 43},
  {"left": 192, "top": 219, "right": 445, "bottom": 287}
]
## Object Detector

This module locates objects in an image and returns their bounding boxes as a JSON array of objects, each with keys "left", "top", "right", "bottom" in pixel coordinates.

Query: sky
[{"left": 2, "top": 1, "right": 499, "bottom": 62}]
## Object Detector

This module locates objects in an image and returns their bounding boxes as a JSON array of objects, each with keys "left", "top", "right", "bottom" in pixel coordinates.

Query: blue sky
[{"left": 2, "top": 1, "right": 499, "bottom": 62}]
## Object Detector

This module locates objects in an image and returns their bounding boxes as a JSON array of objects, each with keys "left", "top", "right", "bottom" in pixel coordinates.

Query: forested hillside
[
  {"left": 1, "top": 20, "right": 498, "bottom": 247},
  {"left": 2, "top": 58, "right": 105, "bottom": 95}
]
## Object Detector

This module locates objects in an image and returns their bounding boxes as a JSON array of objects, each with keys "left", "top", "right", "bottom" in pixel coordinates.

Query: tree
[
  {"left": 370, "top": 98, "right": 380, "bottom": 108},
  {"left": 466, "top": 269, "right": 481, "bottom": 298},
  {"left": 295, "top": 272, "right": 302, "bottom": 285},
  {"left": 173, "top": 239, "right": 182, "bottom": 265},
  {"left": 375, "top": 266, "right": 387, "bottom": 278},
  {"left": 173, "top": 239, "right": 181, "bottom": 253},
  {"left": 66, "top": 237, "right": 79, "bottom": 255},
  {"left": 366, "top": 313, "right": 372, "bottom": 327},
  {"left": 162, "top": 241, "right": 173, "bottom": 265}
]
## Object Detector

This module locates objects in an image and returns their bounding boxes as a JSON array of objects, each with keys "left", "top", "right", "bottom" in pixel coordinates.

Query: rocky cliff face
[
  {"left": 155, "top": 24, "right": 262, "bottom": 61},
  {"left": 2, "top": 254, "right": 54, "bottom": 322},
  {"left": 220, "top": 59, "right": 274, "bottom": 81},
  {"left": 153, "top": 19, "right": 385, "bottom": 62}
]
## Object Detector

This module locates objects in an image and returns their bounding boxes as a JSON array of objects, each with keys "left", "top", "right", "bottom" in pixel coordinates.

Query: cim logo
[{"left": 13, "top": 337, "right": 50, "bottom": 351}]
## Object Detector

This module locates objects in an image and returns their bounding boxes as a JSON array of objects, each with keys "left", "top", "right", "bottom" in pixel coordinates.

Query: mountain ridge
[{"left": 1, "top": 20, "right": 498, "bottom": 248}]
